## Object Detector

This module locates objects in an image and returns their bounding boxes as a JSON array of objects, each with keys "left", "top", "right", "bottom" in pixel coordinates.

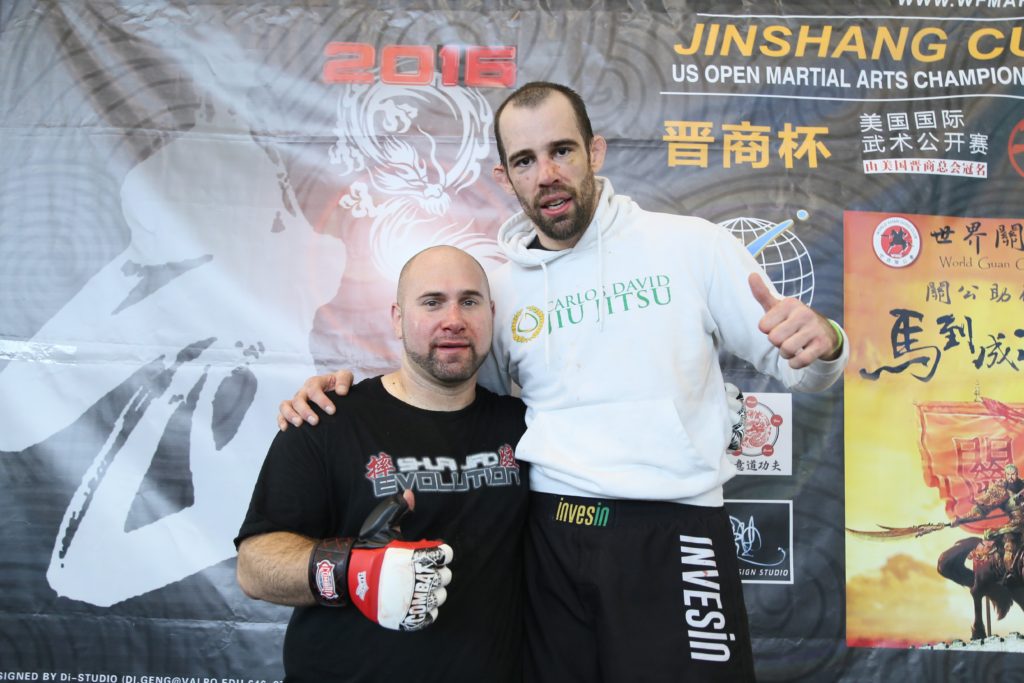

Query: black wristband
[{"left": 308, "top": 537, "right": 354, "bottom": 607}]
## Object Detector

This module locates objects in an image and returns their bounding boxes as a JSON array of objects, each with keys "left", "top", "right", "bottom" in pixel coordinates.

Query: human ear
[
  {"left": 492, "top": 164, "right": 515, "bottom": 195},
  {"left": 589, "top": 135, "right": 607, "bottom": 173}
]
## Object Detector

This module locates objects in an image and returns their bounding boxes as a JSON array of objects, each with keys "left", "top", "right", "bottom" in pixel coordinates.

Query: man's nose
[
  {"left": 440, "top": 303, "right": 467, "bottom": 330},
  {"left": 537, "top": 155, "right": 560, "bottom": 185}
]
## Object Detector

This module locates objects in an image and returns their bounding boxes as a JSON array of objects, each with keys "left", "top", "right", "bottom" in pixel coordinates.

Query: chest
[{"left": 327, "top": 406, "right": 528, "bottom": 539}]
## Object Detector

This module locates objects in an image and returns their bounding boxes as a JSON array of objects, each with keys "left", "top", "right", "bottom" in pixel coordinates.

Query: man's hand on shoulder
[{"left": 278, "top": 370, "right": 355, "bottom": 431}]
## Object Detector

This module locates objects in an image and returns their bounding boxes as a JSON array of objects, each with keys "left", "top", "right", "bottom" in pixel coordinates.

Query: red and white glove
[
  {"left": 308, "top": 492, "right": 453, "bottom": 631},
  {"left": 348, "top": 538, "right": 452, "bottom": 630}
]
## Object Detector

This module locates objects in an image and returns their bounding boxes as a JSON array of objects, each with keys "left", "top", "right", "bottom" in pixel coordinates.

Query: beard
[
  {"left": 521, "top": 173, "right": 600, "bottom": 245},
  {"left": 405, "top": 344, "right": 485, "bottom": 385}
]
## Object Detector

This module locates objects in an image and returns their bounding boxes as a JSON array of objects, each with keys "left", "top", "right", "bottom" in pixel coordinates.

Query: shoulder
[
  {"left": 978, "top": 480, "right": 1010, "bottom": 502},
  {"left": 342, "top": 375, "right": 387, "bottom": 403},
  {"left": 264, "top": 377, "right": 393, "bottom": 469},
  {"left": 984, "top": 479, "right": 1008, "bottom": 492},
  {"left": 327, "top": 376, "right": 389, "bottom": 413},
  {"left": 653, "top": 210, "right": 722, "bottom": 234},
  {"left": 626, "top": 206, "right": 725, "bottom": 242},
  {"left": 488, "top": 261, "right": 516, "bottom": 297},
  {"left": 285, "top": 376, "right": 388, "bottom": 436},
  {"left": 620, "top": 208, "right": 740, "bottom": 273},
  {"left": 488, "top": 261, "right": 511, "bottom": 286}
]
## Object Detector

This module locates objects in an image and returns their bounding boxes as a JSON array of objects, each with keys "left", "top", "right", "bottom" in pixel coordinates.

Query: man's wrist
[
  {"left": 826, "top": 319, "right": 844, "bottom": 360},
  {"left": 308, "top": 537, "right": 354, "bottom": 607}
]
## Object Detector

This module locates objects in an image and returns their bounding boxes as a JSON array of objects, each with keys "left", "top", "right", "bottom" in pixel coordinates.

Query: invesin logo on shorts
[
  {"left": 511, "top": 305, "right": 545, "bottom": 343},
  {"left": 554, "top": 497, "right": 612, "bottom": 527},
  {"left": 872, "top": 216, "right": 921, "bottom": 268}
]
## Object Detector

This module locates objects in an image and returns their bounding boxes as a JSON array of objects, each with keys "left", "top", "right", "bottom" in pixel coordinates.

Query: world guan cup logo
[
  {"left": 1009, "top": 119, "right": 1024, "bottom": 179},
  {"left": 872, "top": 216, "right": 921, "bottom": 268}
]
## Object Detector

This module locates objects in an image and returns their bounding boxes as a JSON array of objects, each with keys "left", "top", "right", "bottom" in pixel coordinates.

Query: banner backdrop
[{"left": 1, "top": 1, "right": 1022, "bottom": 680}]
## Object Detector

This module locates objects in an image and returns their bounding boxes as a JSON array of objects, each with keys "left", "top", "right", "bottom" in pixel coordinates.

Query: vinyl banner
[
  {"left": 845, "top": 210, "right": 1024, "bottom": 647},
  {"left": 1, "top": 1, "right": 1022, "bottom": 681}
]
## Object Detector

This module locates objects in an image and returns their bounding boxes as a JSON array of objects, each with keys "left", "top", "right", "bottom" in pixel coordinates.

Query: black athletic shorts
[{"left": 524, "top": 492, "right": 756, "bottom": 683}]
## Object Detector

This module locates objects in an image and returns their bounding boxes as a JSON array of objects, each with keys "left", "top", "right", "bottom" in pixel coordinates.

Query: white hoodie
[{"left": 482, "top": 178, "right": 848, "bottom": 506}]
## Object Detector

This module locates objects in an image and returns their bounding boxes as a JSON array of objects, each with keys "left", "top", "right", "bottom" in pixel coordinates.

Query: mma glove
[{"left": 308, "top": 492, "right": 453, "bottom": 631}]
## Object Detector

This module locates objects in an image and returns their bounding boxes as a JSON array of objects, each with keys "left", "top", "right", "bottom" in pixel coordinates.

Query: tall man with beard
[
  {"left": 236, "top": 246, "right": 529, "bottom": 682},
  {"left": 279, "top": 82, "right": 849, "bottom": 682}
]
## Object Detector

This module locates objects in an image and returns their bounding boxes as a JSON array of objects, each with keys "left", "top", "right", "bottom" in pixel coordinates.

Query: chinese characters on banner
[{"left": 845, "top": 210, "right": 1024, "bottom": 647}]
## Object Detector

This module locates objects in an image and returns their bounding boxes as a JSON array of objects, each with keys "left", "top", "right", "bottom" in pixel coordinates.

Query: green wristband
[{"left": 827, "top": 319, "right": 844, "bottom": 357}]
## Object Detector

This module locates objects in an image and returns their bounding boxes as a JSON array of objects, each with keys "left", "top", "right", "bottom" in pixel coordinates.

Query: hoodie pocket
[{"left": 521, "top": 396, "right": 716, "bottom": 480}]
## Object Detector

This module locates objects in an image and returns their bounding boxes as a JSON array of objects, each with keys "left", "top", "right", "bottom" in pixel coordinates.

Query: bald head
[
  {"left": 391, "top": 246, "right": 494, "bottom": 389},
  {"left": 396, "top": 246, "right": 491, "bottom": 306}
]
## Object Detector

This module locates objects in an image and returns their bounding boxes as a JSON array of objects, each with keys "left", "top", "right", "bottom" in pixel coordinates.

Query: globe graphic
[{"left": 719, "top": 216, "right": 815, "bottom": 306}]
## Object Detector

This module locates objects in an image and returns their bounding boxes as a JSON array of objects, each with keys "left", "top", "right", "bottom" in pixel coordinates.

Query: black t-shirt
[{"left": 236, "top": 377, "right": 529, "bottom": 683}]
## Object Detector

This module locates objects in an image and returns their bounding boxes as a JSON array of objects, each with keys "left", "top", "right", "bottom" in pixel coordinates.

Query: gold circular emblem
[{"left": 511, "top": 306, "right": 545, "bottom": 343}]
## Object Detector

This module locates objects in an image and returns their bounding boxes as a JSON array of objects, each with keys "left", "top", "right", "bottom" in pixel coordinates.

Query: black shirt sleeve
[{"left": 234, "top": 407, "right": 337, "bottom": 547}]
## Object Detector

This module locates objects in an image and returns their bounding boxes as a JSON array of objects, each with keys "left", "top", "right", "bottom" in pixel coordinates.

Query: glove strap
[{"left": 308, "top": 537, "right": 355, "bottom": 607}]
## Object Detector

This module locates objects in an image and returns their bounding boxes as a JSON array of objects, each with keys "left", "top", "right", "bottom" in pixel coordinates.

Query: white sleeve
[{"left": 707, "top": 225, "right": 848, "bottom": 393}]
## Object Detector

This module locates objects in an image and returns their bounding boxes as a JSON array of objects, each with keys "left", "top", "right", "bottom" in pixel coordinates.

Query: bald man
[{"left": 235, "top": 246, "right": 529, "bottom": 683}]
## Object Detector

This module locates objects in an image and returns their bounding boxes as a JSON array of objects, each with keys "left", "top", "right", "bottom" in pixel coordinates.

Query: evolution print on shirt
[{"left": 364, "top": 445, "right": 522, "bottom": 497}]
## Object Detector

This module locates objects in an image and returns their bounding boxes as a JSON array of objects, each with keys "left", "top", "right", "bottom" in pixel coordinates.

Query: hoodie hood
[
  {"left": 493, "top": 177, "right": 634, "bottom": 363},
  {"left": 495, "top": 176, "right": 632, "bottom": 265}
]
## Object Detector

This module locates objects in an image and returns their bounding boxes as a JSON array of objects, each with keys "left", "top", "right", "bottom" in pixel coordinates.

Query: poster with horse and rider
[{"left": 845, "top": 210, "right": 1024, "bottom": 648}]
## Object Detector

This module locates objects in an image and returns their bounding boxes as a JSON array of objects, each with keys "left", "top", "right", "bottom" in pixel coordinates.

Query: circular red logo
[
  {"left": 739, "top": 398, "right": 781, "bottom": 458},
  {"left": 872, "top": 217, "right": 921, "bottom": 268},
  {"left": 1009, "top": 119, "right": 1024, "bottom": 179}
]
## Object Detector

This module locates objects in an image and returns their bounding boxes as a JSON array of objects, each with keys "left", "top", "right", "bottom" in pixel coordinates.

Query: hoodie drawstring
[
  {"left": 595, "top": 216, "right": 605, "bottom": 331},
  {"left": 495, "top": 178, "right": 620, "bottom": 366},
  {"left": 540, "top": 258, "right": 551, "bottom": 367}
]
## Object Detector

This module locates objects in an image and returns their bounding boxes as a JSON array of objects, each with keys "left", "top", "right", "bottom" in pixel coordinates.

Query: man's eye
[
  {"left": 513, "top": 157, "right": 532, "bottom": 168},
  {"left": 555, "top": 147, "right": 571, "bottom": 157},
  {"left": 462, "top": 299, "right": 479, "bottom": 307}
]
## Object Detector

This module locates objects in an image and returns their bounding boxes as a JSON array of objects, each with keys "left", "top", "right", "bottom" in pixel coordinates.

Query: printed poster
[{"left": 845, "top": 210, "right": 1024, "bottom": 647}]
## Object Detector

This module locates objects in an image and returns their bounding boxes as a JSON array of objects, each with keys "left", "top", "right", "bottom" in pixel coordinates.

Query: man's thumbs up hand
[
  {"left": 748, "top": 273, "right": 842, "bottom": 368},
  {"left": 749, "top": 271, "right": 780, "bottom": 313}
]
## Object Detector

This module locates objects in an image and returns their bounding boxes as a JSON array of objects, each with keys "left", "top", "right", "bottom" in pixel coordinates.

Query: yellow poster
[{"left": 845, "top": 210, "right": 1024, "bottom": 647}]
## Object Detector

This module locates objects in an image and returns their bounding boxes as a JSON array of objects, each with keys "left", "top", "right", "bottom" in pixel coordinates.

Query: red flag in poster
[{"left": 918, "top": 398, "right": 1024, "bottom": 534}]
